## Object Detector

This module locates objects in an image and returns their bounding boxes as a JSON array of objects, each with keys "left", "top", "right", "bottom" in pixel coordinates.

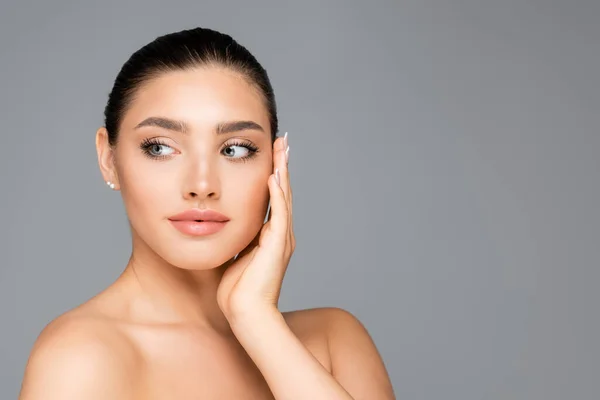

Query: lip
[
  {"left": 168, "top": 208, "right": 230, "bottom": 237},
  {"left": 168, "top": 208, "right": 230, "bottom": 222},
  {"left": 169, "top": 220, "right": 227, "bottom": 236}
]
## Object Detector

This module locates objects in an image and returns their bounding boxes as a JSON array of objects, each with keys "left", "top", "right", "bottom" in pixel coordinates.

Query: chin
[
  {"left": 168, "top": 256, "right": 231, "bottom": 271},
  {"left": 163, "top": 230, "right": 258, "bottom": 271},
  {"left": 150, "top": 238, "right": 234, "bottom": 271}
]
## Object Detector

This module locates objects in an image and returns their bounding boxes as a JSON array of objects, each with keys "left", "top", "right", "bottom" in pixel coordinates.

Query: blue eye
[
  {"left": 148, "top": 144, "right": 175, "bottom": 157},
  {"left": 222, "top": 141, "right": 259, "bottom": 162},
  {"left": 139, "top": 138, "right": 260, "bottom": 162},
  {"left": 223, "top": 145, "right": 249, "bottom": 158},
  {"left": 140, "top": 138, "right": 175, "bottom": 160}
]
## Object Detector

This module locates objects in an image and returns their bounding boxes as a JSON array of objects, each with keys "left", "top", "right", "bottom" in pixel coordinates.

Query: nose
[{"left": 182, "top": 156, "right": 220, "bottom": 201}]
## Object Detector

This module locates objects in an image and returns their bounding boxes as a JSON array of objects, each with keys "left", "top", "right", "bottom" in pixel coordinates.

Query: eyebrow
[{"left": 133, "top": 117, "right": 265, "bottom": 135}]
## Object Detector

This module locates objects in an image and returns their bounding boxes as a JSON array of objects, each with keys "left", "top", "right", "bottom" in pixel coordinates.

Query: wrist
[{"left": 226, "top": 305, "right": 282, "bottom": 330}]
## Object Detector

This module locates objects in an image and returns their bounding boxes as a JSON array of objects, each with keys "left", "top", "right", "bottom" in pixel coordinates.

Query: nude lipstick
[{"left": 168, "top": 208, "right": 230, "bottom": 236}]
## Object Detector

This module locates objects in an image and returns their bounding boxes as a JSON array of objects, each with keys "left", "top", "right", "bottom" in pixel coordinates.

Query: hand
[{"left": 217, "top": 134, "right": 294, "bottom": 322}]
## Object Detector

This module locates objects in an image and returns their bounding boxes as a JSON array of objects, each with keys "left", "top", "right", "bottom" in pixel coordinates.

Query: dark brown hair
[{"left": 103, "top": 27, "right": 278, "bottom": 146}]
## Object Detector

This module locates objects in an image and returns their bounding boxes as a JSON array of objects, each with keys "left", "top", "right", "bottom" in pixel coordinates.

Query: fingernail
[
  {"left": 275, "top": 168, "right": 280, "bottom": 186},
  {"left": 285, "top": 145, "right": 290, "bottom": 163},
  {"left": 284, "top": 131, "right": 288, "bottom": 148}
]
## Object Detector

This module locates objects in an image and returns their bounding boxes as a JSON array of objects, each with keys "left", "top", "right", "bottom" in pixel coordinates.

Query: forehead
[{"left": 121, "top": 67, "right": 270, "bottom": 133}]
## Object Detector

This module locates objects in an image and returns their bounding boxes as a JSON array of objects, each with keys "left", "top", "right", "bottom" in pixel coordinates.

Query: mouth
[
  {"left": 168, "top": 208, "right": 230, "bottom": 222},
  {"left": 169, "top": 219, "right": 228, "bottom": 236},
  {"left": 168, "top": 208, "right": 230, "bottom": 236}
]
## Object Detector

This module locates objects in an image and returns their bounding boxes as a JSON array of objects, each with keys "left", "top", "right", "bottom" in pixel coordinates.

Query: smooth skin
[{"left": 19, "top": 67, "right": 395, "bottom": 399}]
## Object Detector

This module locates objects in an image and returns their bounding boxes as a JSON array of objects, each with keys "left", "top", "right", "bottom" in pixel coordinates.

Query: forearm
[{"left": 229, "top": 308, "right": 353, "bottom": 400}]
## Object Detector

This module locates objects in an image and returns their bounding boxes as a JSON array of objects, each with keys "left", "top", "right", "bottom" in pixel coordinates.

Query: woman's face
[{"left": 100, "top": 67, "right": 273, "bottom": 270}]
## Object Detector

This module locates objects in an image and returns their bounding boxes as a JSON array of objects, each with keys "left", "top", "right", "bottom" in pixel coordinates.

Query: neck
[{"left": 114, "top": 233, "right": 236, "bottom": 336}]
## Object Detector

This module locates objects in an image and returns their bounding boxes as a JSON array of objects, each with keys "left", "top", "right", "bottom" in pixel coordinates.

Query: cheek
[
  {"left": 118, "top": 160, "right": 174, "bottom": 223},
  {"left": 228, "top": 171, "right": 270, "bottom": 223}
]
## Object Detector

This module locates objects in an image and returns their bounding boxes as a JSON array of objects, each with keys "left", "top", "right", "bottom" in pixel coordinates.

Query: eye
[
  {"left": 148, "top": 144, "right": 175, "bottom": 157},
  {"left": 222, "top": 140, "right": 259, "bottom": 162},
  {"left": 223, "top": 145, "right": 249, "bottom": 158},
  {"left": 140, "top": 138, "right": 176, "bottom": 159}
]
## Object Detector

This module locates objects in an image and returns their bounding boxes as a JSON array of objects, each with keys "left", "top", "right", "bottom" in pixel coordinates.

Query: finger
[
  {"left": 274, "top": 136, "right": 292, "bottom": 229},
  {"left": 268, "top": 168, "right": 289, "bottom": 248},
  {"left": 283, "top": 139, "right": 294, "bottom": 244},
  {"left": 265, "top": 200, "right": 272, "bottom": 223},
  {"left": 285, "top": 145, "right": 293, "bottom": 230},
  {"left": 284, "top": 146, "right": 292, "bottom": 215},
  {"left": 264, "top": 135, "right": 282, "bottom": 224},
  {"left": 271, "top": 135, "right": 294, "bottom": 253},
  {"left": 276, "top": 134, "right": 295, "bottom": 250},
  {"left": 277, "top": 137, "right": 290, "bottom": 203},
  {"left": 283, "top": 155, "right": 293, "bottom": 245},
  {"left": 288, "top": 182, "right": 294, "bottom": 248},
  {"left": 285, "top": 135, "right": 292, "bottom": 211}
]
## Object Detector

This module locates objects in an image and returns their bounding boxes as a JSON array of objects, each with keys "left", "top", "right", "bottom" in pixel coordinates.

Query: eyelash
[{"left": 139, "top": 138, "right": 260, "bottom": 162}]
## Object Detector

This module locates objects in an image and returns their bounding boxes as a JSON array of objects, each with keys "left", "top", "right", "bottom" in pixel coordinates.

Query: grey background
[{"left": 1, "top": 0, "right": 598, "bottom": 399}]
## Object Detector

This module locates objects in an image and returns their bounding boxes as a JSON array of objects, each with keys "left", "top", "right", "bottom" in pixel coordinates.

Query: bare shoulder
[
  {"left": 285, "top": 307, "right": 396, "bottom": 399},
  {"left": 19, "top": 309, "right": 141, "bottom": 400},
  {"left": 281, "top": 307, "right": 335, "bottom": 372},
  {"left": 282, "top": 306, "right": 368, "bottom": 345},
  {"left": 282, "top": 307, "right": 335, "bottom": 338}
]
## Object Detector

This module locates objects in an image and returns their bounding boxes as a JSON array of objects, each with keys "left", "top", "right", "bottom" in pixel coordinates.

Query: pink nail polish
[
  {"left": 285, "top": 145, "right": 289, "bottom": 163},
  {"left": 275, "top": 168, "right": 280, "bottom": 186}
]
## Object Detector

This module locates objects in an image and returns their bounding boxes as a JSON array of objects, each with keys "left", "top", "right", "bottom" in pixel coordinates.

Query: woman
[{"left": 19, "top": 27, "right": 395, "bottom": 399}]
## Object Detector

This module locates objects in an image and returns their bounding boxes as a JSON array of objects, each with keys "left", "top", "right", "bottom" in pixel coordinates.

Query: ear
[{"left": 95, "top": 127, "right": 120, "bottom": 190}]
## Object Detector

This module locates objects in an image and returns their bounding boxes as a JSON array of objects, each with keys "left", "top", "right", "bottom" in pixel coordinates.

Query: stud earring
[{"left": 106, "top": 181, "right": 115, "bottom": 189}]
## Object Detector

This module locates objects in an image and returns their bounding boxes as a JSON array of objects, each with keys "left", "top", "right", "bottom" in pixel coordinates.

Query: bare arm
[{"left": 229, "top": 307, "right": 395, "bottom": 400}]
